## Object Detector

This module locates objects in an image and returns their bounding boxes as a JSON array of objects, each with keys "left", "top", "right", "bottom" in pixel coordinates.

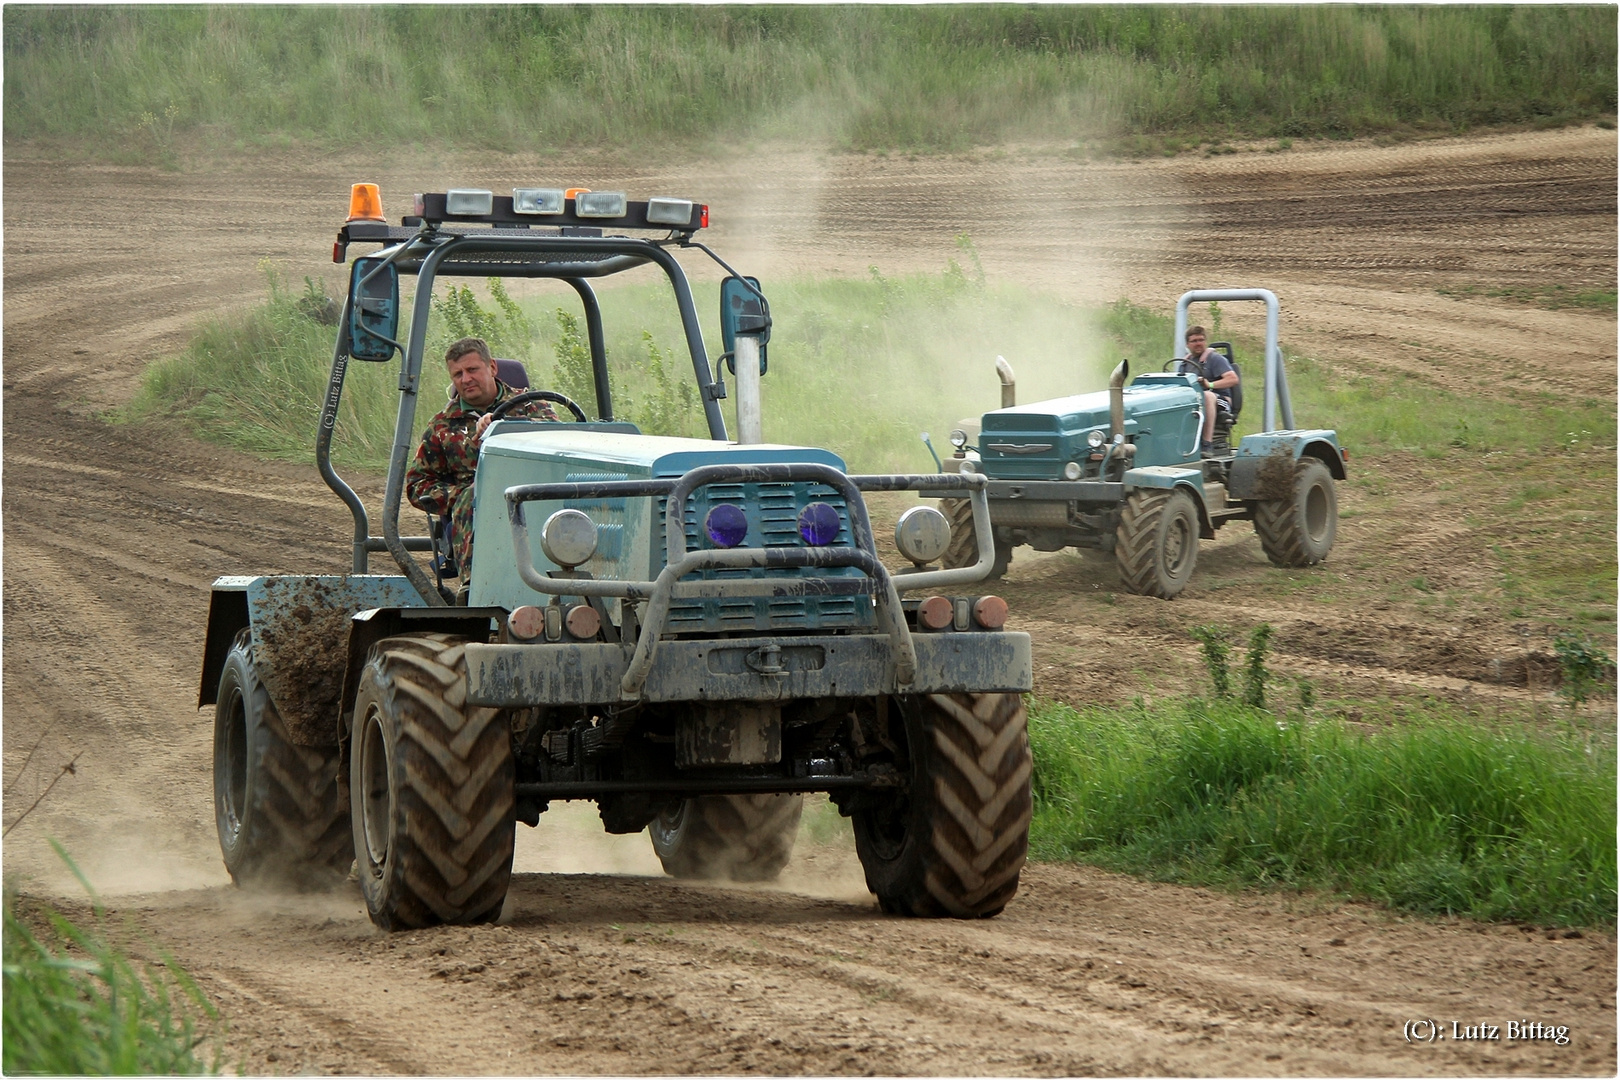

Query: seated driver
[
  {"left": 406, "top": 336, "right": 557, "bottom": 578},
  {"left": 1182, "top": 325, "right": 1238, "bottom": 456}
]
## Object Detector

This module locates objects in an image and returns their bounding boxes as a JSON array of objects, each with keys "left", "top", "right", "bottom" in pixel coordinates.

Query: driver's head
[
  {"left": 1185, "top": 326, "right": 1208, "bottom": 355},
  {"left": 445, "top": 337, "right": 499, "bottom": 409}
]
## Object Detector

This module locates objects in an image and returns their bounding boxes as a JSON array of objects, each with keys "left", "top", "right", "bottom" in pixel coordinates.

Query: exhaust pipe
[
  {"left": 995, "top": 355, "right": 1016, "bottom": 409},
  {"left": 1109, "top": 359, "right": 1129, "bottom": 442}
]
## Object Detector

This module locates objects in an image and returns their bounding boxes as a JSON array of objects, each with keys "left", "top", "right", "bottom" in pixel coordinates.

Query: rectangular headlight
[
  {"left": 574, "top": 191, "right": 627, "bottom": 218},
  {"left": 646, "top": 197, "right": 695, "bottom": 226},
  {"left": 512, "top": 188, "right": 565, "bottom": 215},
  {"left": 445, "top": 188, "right": 494, "bottom": 215}
]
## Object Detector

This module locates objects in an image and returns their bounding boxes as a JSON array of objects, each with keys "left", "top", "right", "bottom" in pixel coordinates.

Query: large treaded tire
[
  {"left": 941, "top": 498, "right": 1010, "bottom": 580},
  {"left": 649, "top": 794, "right": 803, "bottom": 882},
  {"left": 214, "top": 632, "right": 352, "bottom": 890},
  {"left": 1254, "top": 457, "right": 1338, "bottom": 567},
  {"left": 1114, "top": 487, "right": 1199, "bottom": 598},
  {"left": 852, "top": 693, "right": 1031, "bottom": 918},
  {"left": 350, "top": 633, "right": 514, "bottom": 931}
]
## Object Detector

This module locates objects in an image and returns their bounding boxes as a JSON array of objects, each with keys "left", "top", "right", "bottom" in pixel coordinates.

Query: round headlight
[
  {"left": 1063, "top": 461, "right": 1083, "bottom": 480},
  {"left": 540, "top": 508, "right": 598, "bottom": 568},
  {"left": 949, "top": 429, "right": 969, "bottom": 450},
  {"left": 1086, "top": 429, "right": 1106, "bottom": 449},
  {"left": 895, "top": 505, "right": 951, "bottom": 565},
  {"left": 703, "top": 504, "right": 749, "bottom": 548},
  {"left": 797, "top": 502, "right": 842, "bottom": 546},
  {"left": 959, "top": 458, "right": 979, "bottom": 475}
]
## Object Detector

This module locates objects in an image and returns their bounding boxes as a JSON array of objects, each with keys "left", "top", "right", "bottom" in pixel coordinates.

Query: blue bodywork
[{"left": 470, "top": 425, "right": 874, "bottom": 633}]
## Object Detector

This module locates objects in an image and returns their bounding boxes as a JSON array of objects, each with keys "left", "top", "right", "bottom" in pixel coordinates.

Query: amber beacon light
[{"left": 347, "top": 183, "right": 385, "bottom": 223}]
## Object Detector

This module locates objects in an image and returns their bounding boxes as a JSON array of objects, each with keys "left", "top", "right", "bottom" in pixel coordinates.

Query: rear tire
[
  {"left": 1115, "top": 488, "right": 1199, "bottom": 598},
  {"left": 941, "top": 498, "right": 1011, "bottom": 580},
  {"left": 213, "top": 632, "right": 352, "bottom": 890},
  {"left": 649, "top": 794, "right": 803, "bottom": 882},
  {"left": 1254, "top": 457, "right": 1337, "bottom": 567},
  {"left": 852, "top": 693, "right": 1030, "bottom": 918},
  {"left": 350, "top": 633, "right": 514, "bottom": 931}
]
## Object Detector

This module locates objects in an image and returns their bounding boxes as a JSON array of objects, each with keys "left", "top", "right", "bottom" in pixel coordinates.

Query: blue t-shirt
[{"left": 1185, "top": 349, "right": 1236, "bottom": 409}]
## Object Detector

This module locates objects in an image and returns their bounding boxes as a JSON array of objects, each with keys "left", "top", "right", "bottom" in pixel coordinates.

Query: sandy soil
[{"left": 3, "top": 127, "right": 1615, "bottom": 1075}]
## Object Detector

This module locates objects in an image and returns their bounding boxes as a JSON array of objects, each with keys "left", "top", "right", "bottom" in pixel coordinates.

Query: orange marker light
[
  {"left": 347, "top": 183, "right": 385, "bottom": 223},
  {"left": 972, "top": 595, "right": 1009, "bottom": 630},
  {"left": 565, "top": 187, "right": 591, "bottom": 200},
  {"left": 917, "top": 596, "right": 953, "bottom": 631}
]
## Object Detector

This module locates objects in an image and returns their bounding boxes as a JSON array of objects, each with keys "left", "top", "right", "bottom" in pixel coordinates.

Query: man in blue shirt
[{"left": 1182, "top": 326, "right": 1238, "bottom": 456}]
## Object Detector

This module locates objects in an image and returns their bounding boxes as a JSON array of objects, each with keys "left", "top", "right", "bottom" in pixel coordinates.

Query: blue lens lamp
[
  {"left": 797, "top": 502, "right": 842, "bottom": 546},
  {"left": 703, "top": 504, "right": 749, "bottom": 548}
]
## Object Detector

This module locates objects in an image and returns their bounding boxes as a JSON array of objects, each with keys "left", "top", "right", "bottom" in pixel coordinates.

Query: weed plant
[
  {"left": 3, "top": 849, "right": 221, "bottom": 1074},
  {"left": 7, "top": 7, "right": 1614, "bottom": 162},
  {"left": 1028, "top": 697, "right": 1617, "bottom": 926}
]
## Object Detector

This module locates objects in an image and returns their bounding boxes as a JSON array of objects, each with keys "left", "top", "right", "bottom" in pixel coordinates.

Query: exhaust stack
[
  {"left": 995, "top": 356, "right": 1016, "bottom": 409},
  {"left": 1109, "top": 359, "right": 1130, "bottom": 441}
]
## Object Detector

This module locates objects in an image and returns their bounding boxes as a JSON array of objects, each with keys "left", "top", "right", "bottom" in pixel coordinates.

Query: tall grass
[
  {"left": 1028, "top": 697, "right": 1617, "bottom": 926},
  {"left": 3, "top": 849, "right": 222, "bottom": 1074},
  {"left": 7, "top": 6, "right": 1614, "bottom": 160},
  {"left": 125, "top": 257, "right": 1122, "bottom": 473}
]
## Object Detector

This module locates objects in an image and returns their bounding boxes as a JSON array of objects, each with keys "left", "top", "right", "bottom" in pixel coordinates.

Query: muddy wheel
[
  {"left": 350, "top": 633, "right": 514, "bottom": 931},
  {"left": 1254, "top": 457, "right": 1337, "bottom": 567},
  {"left": 649, "top": 794, "right": 803, "bottom": 882},
  {"left": 1115, "top": 487, "right": 1199, "bottom": 598},
  {"left": 852, "top": 693, "right": 1031, "bottom": 918},
  {"left": 941, "top": 498, "right": 1011, "bottom": 580},
  {"left": 213, "top": 631, "right": 352, "bottom": 889}
]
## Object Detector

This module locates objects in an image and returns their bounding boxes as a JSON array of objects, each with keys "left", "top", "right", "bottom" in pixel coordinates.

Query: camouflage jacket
[{"left": 405, "top": 380, "right": 556, "bottom": 524}]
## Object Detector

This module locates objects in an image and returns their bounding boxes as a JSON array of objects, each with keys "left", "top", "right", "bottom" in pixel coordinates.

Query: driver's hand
[{"left": 474, "top": 413, "right": 494, "bottom": 439}]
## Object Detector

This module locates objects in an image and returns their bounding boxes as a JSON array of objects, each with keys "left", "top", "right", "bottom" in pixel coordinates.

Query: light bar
[
  {"left": 445, "top": 188, "right": 494, "bottom": 215},
  {"left": 575, "top": 191, "right": 628, "bottom": 218},
  {"left": 513, "top": 188, "right": 566, "bottom": 215},
  {"left": 646, "top": 197, "right": 695, "bottom": 226}
]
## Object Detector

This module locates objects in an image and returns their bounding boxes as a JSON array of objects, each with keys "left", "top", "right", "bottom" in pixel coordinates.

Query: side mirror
[
  {"left": 720, "top": 275, "right": 768, "bottom": 376},
  {"left": 348, "top": 257, "right": 400, "bottom": 362}
]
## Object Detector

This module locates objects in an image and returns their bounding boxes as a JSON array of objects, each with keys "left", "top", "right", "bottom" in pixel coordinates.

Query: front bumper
[{"left": 465, "top": 631, "right": 1031, "bottom": 706}]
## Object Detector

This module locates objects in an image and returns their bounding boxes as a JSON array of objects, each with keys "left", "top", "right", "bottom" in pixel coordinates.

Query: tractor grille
[{"left": 657, "top": 480, "right": 874, "bottom": 634}]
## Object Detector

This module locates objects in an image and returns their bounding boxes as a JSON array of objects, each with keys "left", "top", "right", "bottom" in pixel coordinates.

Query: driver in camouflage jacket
[{"left": 406, "top": 337, "right": 558, "bottom": 577}]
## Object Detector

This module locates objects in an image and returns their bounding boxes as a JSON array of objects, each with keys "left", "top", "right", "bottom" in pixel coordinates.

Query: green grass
[
  {"left": 3, "top": 849, "right": 221, "bottom": 1075},
  {"left": 6, "top": 6, "right": 1614, "bottom": 162},
  {"left": 1028, "top": 696, "right": 1617, "bottom": 926},
  {"left": 124, "top": 255, "right": 1126, "bottom": 474}
]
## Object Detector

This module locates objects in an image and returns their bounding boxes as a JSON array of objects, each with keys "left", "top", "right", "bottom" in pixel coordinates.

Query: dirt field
[{"left": 3, "top": 127, "right": 1615, "bottom": 1075}]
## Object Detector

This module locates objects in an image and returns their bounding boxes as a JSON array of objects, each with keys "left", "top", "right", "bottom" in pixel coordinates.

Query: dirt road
[{"left": 3, "top": 127, "right": 1615, "bottom": 1074}]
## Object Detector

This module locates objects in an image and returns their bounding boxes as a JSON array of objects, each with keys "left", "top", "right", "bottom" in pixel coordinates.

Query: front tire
[
  {"left": 649, "top": 794, "right": 803, "bottom": 882},
  {"left": 852, "top": 693, "right": 1031, "bottom": 918},
  {"left": 1254, "top": 457, "right": 1338, "bottom": 567},
  {"left": 941, "top": 498, "right": 1011, "bottom": 580},
  {"left": 1115, "top": 487, "right": 1200, "bottom": 598},
  {"left": 213, "top": 631, "right": 352, "bottom": 890},
  {"left": 350, "top": 633, "right": 514, "bottom": 931}
]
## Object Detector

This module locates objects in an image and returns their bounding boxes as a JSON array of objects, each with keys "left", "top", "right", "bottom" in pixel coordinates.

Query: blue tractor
[
  {"left": 936, "top": 290, "right": 1346, "bottom": 598},
  {"left": 199, "top": 185, "right": 1033, "bottom": 929}
]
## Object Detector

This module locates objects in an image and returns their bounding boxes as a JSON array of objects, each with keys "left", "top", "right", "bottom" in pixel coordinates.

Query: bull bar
[{"left": 504, "top": 464, "right": 996, "bottom": 696}]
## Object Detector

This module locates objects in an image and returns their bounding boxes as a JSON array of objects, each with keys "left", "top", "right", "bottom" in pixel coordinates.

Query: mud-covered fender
[
  {"left": 337, "top": 606, "right": 507, "bottom": 744},
  {"left": 1229, "top": 431, "right": 1346, "bottom": 500},
  {"left": 1122, "top": 465, "right": 1215, "bottom": 539}
]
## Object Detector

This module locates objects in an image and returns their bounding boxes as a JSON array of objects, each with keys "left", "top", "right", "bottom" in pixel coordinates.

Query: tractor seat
[{"left": 495, "top": 358, "right": 530, "bottom": 389}]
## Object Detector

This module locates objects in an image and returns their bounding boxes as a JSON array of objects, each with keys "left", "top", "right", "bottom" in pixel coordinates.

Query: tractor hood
[
  {"left": 468, "top": 428, "right": 869, "bottom": 633},
  {"left": 979, "top": 374, "right": 1203, "bottom": 478}
]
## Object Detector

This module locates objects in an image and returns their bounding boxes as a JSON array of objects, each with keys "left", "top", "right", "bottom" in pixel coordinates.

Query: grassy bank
[
  {"left": 1027, "top": 696, "right": 1616, "bottom": 926},
  {"left": 3, "top": 855, "right": 221, "bottom": 1074},
  {"left": 7, "top": 6, "right": 1614, "bottom": 161}
]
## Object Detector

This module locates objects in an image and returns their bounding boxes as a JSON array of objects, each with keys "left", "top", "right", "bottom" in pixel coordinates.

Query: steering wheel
[
  {"left": 488, "top": 389, "right": 589, "bottom": 424},
  {"left": 1163, "top": 357, "right": 1204, "bottom": 377}
]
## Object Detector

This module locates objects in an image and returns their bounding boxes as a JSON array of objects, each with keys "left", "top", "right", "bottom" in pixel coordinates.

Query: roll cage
[{"left": 318, "top": 193, "right": 758, "bottom": 606}]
